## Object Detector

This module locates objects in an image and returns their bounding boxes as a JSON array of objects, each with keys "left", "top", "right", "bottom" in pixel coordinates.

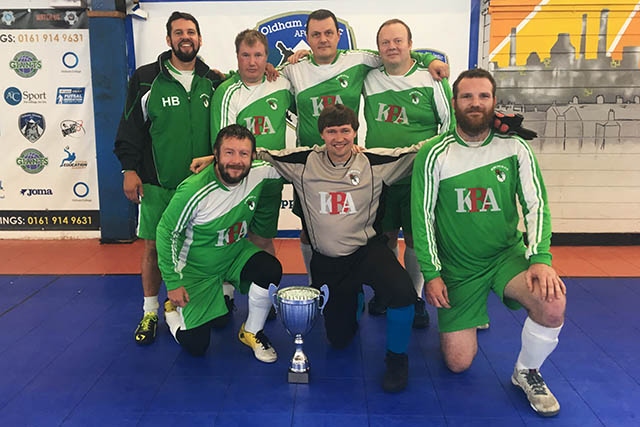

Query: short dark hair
[
  {"left": 306, "top": 9, "right": 339, "bottom": 35},
  {"left": 166, "top": 11, "right": 201, "bottom": 37},
  {"left": 317, "top": 104, "right": 359, "bottom": 133},
  {"left": 213, "top": 124, "right": 256, "bottom": 154},
  {"left": 376, "top": 18, "right": 412, "bottom": 47},
  {"left": 452, "top": 68, "right": 496, "bottom": 99},
  {"left": 234, "top": 29, "right": 269, "bottom": 55}
]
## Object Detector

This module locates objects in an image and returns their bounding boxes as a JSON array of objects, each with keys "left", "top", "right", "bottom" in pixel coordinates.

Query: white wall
[{"left": 130, "top": 1, "right": 470, "bottom": 80}]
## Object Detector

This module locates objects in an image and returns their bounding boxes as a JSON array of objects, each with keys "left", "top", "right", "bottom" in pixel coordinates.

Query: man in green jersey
[
  {"left": 411, "top": 68, "right": 566, "bottom": 416},
  {"left": 114, "top": 11, "right": 225, "bottom": 346},
  {"left": 211, "top": 29, "right": 294, "bottom": 311},
  {"left": 281, "top": 9, "right": 450, "bottom": 285},
  {"left": 363, "top": 19, "right": 455, "bottom": 328},
  {"left": 156, "top": 125, "right": 282, "bottom": 362}
]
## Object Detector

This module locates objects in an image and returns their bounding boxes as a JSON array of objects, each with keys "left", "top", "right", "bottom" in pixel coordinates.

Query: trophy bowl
[{"left": 269, "top": 284, "right": 328, "bottom": 383}]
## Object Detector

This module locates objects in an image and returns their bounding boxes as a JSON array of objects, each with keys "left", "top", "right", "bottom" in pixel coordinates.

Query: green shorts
[
  {"left": 437, "top": 246, "right": 528, "bottom": 333},
  {"left": 250, "top": 180, "right": 284, "bottom": 239},
  {"left": 137, "top": 184, "right": 175, "bottom": 240},
  {"left": 177, "top": 238, "right": 261, "bottom": 330},
  {"left": 381, "top": 182, "right": 412, "bottom": 234}
]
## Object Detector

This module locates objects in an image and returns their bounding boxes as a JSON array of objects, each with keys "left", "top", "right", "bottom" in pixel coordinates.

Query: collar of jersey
[{"left": 453, "top": 128, "right": 495, "bottom": 147}]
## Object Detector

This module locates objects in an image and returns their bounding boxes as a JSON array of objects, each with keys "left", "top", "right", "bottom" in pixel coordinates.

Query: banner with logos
[{"left": 0, "top": 8, "right": 100, "bottom": 238}]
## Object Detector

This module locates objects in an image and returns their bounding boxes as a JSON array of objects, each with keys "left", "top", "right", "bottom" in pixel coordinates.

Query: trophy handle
[
  {"left": 268, "top": 283, "right": 278, "bottom": 314},
  {"left": 318, "top": 284, "right": 329, "bottom": 314}
]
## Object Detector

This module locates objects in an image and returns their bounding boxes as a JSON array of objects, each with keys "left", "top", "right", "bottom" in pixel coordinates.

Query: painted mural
[{"left": 486, "top": 0, "right": 640, "bottom": 152}]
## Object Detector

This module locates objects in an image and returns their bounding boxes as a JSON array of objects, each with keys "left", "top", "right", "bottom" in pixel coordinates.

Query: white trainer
[{"left": 512, "top": 368, "right": 560, "bottom": 417}]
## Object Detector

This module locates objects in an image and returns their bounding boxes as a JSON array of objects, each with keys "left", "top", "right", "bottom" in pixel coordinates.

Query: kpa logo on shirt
[
  {"left": 216, "top": 221, "right": 249, "bottom": 246},
  {"left": 244, "top": 115, "right": 275, "bottom": 136},
  {"left": 375, "top": 103, "right": 409, "bottom": 125},
  {"left": 319, "top": 191, "right": 357, "bottom": 215},
  {"left": 311, "top": 95, "right": 345, "bottom": 117},
  {"left": 454, "top": 187, "right": 501, "bottom": 213}
]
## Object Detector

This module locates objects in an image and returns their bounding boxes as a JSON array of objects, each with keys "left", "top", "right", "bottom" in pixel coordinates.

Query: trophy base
[{"left": 288, "top": 369, "right": 310, "bottom": 384}]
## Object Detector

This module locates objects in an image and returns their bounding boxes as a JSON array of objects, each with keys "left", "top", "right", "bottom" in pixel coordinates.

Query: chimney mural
[{"left": 487, "top": 2, "right": 640, "bottom": 152}]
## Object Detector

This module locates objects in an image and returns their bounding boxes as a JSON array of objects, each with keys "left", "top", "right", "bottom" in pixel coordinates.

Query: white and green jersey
[
  {"left": 156, "top": 160, "right": 281, "bottom": 290},
  {"left": 364, "top": 62, "right": 454, "bottom": 149},
  {"left": 364, "top": 62, "right": 454, "bottom": 184},
  {"left": 280, "top": 49, "right": 381, "bottom": 147},
  {"left": 411, "top": 130, "right": 552, "bottom": 283},
  {"left": 212, "top": 74, "right": 294, "bottom": 150},
  {"left": 281, "top": 49, "right": 437, "bottom": 148}
]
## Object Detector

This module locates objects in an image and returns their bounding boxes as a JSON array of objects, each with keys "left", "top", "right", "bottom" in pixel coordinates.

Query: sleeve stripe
[
  {"left": 517, "top": 138, "right": 545, "bottom": 258},
  {"left": 218, "top": 81, "right": 243, "bottom": 128},
  {"left": 421, "top": 135, "right": 455, "bottom": 271}
]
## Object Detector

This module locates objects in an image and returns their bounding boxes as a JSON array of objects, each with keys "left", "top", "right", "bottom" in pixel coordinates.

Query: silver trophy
[{"left": 269, "top": 284, "right": 329, "bottom": 383}]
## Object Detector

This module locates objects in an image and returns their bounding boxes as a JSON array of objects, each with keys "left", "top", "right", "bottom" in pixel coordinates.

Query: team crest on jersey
[
  {"left": 200, "top": 93, "right": 210, "bottom": 108},
  {"left": 347, "top": 169, "right": 361, "bottom": 186},
  {"left": 19, "top": 112, "right": 45, "bottom": 142},
  {"left": 409, "top": 91, "right": 422, "bottom": 105},
  {"left": 491, "top": 165, "right": 509, "bottom": 183},
  {"left": 266, "top": 97, "right": 278, "bottom": 110},
  {"left": 336, "top": 74, "right": 350, "bottom": 88},
  {"left": 246, "top": 196, "right": 257, "bottom": 211}
]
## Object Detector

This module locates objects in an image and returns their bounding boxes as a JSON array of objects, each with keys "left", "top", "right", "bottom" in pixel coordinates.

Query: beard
[
  {"left": 216, "top": 162, "right": 250, "bottom": 185},
  {"left": 172, "top": 40, "right": 199, "bottom": 62},
  {"left": 455, "top": 107, "right": 493, "bottom": 137}
]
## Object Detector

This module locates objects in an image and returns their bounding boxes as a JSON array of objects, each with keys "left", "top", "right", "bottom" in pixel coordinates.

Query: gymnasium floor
[{"left": 0, "top": 239, "right": 639, "bottom": 426}]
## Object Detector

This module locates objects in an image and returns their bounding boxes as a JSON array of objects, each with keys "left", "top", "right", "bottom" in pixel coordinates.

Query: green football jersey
[
  {"left": 411, "top": 130, "right": 552, "bottom": 283},
  {"left": 156, "top": 160, "right": 281, "bottom": 289},
  {"left": 364, "top": 62, "right": 454, "bottom": 149},
  {"left": 212, "top": 74, "right": 293, "bottom": 150}
]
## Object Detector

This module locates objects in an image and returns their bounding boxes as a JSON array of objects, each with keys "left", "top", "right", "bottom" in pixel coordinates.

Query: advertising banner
[{"left": 0, "top": 8, "right": 100, "bottom": 238}]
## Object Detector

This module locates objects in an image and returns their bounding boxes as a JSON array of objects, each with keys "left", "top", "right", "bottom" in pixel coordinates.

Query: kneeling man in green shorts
[
  {"left": 156, "top": 125, "right": 283, "bottom": 362},
  {"left": 412, "top": 69, "right": 566, "bottom": 417}
]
